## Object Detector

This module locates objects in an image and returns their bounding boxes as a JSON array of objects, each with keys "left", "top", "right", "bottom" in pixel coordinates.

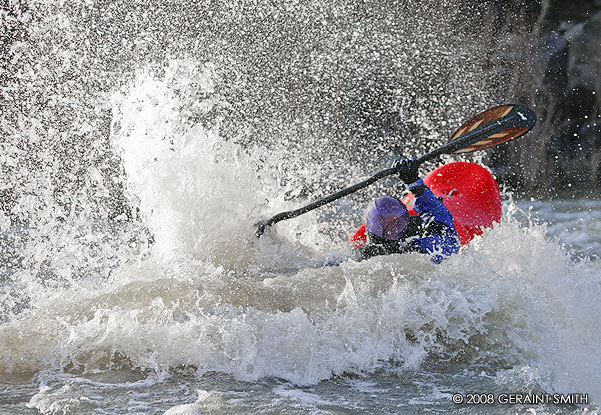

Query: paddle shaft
[
  {"left": 255, "top": 111, "right": 522, "bottom": 237},
  {"left": 255, "top": 167, "right": 397, "bottom": 237}
]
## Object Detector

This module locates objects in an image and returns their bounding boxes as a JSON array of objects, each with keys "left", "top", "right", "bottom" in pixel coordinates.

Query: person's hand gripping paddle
[{"left": 255, "top": 104, "right": 537, "bottom": 237}]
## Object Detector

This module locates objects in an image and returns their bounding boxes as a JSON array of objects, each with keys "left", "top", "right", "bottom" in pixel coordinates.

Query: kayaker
[{"left": 353, "top": 159, "right": 460, "bottom": 263}]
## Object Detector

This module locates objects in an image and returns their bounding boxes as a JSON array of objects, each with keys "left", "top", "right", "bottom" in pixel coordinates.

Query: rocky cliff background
[{"left": 488, "top": 0, "right": 601, "bottom": 197}]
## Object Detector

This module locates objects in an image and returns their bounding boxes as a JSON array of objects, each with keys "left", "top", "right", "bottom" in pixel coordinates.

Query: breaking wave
[{"left": 1, "top": 64, "right": 600, "bottom": 405}]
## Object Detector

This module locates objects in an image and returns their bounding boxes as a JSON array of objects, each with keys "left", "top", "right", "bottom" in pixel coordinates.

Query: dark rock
[{"left": 566, "top": 11, "right": 601, "bottom": 96}]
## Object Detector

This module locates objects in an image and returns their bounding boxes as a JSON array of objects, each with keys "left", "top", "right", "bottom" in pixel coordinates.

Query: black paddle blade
[{"left": 449, "top": 104, "right": 537, "bottom": 154}]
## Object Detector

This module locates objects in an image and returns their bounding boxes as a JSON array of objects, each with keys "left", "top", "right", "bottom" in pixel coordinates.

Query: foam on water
[
  {"left": 2, "top": 146, "right": 601, "bottom": 402},
  {"left": 2, "top": 61, "right": 601, "bottom": 408},
  {"left": 163, "top": 390, "right": 222, "bottom": 415},
  {"left": 2, "top": 1, "right": 601, "bottom": 412}
]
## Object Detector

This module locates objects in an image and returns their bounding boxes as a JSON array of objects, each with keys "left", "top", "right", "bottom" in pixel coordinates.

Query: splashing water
[
  {"left": 110, "top": 62, "right": 264, "bottom": 265},
  {"left": 1, "top": 0, "right": 601, "bottom": 414}
]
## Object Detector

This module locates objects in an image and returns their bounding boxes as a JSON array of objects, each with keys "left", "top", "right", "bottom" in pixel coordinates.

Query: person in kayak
[{"left": 353, "top": 159, "right": 460, "bottom": 263}]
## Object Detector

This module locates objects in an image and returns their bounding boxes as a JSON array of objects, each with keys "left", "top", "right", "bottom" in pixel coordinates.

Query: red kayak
[{"left": 350, "top": 162, "right": 502, "bottom": 247}]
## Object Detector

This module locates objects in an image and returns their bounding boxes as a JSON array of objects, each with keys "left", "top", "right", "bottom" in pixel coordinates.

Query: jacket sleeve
[{"left": 404, "top": 185, "right": 460, "bottom": 263}]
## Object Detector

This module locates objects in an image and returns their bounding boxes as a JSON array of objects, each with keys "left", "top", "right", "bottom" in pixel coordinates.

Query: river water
[
  {"left": 2, "top": 195, "right": 601, "bottom": 415},
  {"left": 2, "top": 1, "right": 601, "bottom": 414}
]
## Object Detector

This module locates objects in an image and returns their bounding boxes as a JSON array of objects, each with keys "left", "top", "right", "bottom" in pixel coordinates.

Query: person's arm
[{"left": 404, "top": 179, "right": 460, "bottom": 263}]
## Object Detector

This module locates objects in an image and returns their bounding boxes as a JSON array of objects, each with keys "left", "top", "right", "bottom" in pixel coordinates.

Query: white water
[
  {"left": 2, "top": 1, "right": 601, "bottom": 414},
  {"left": 2, "top": 64, "right": 601, "bottom": 414}
]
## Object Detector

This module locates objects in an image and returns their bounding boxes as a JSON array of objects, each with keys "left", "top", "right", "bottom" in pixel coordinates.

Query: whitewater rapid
[{"left": 1, "top": 63, "right": 600, "bottom": 415}]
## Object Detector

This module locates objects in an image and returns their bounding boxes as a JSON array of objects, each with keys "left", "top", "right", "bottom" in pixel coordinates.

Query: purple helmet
[{"left": 365, "top": 196, "right": 409, "bottom": 240}]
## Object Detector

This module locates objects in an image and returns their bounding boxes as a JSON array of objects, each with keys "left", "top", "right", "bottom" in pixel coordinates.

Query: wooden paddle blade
[{"left": 449, "top": 104, "right": 537, "bottom": 154}]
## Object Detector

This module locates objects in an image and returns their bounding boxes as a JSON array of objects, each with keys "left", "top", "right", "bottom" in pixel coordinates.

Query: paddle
[{"left": 255, "top": 104, "right": 536, "bottom": 237}]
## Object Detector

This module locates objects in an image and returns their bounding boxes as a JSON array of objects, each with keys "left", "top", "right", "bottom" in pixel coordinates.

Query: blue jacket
[{"left": 401, "top": 186, "right": 460, "bottom": 263}]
